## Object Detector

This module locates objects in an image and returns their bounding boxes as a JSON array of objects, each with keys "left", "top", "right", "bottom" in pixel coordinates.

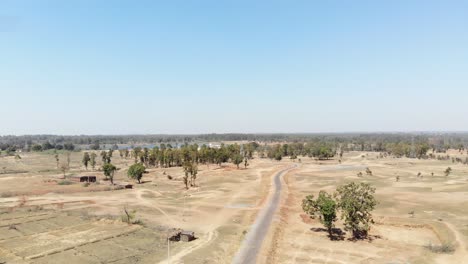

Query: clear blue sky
[{"left": 1, "top": 0, "right": 467, "bottom": 135}]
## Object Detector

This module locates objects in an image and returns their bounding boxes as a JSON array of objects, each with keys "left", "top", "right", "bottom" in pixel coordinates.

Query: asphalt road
[{"left": 231, "top": 165, "right": 297, "bottom": 264}]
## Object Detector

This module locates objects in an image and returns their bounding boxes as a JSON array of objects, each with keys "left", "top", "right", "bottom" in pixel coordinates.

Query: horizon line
[{"left": 2, "top": 131, "right": 468, "bottom": 137}]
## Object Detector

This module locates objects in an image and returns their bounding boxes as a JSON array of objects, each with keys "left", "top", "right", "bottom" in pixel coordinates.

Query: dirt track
[{"left": 231, "top": 165, "right": 297, "bottom": 264}]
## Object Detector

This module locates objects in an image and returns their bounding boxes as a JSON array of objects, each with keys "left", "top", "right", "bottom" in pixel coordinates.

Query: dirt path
[
  {"left": 436, "top": 221, "right": 468, "bottom": 263},
  {"left": 157, "top": 230, "right": 219, "bottom": 264},
  {"left": 134, "top": 188, "right": 176, "bottom": 223},
  {"left": 231, "top": 165, "right": 298, "bottom": 264}
]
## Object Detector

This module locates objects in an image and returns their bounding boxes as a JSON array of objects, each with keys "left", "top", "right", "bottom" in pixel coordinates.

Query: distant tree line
[
  {"left": 259, "top": 142, "right": 336, "bottom": 161},
  {"left": 113, "top": 142, "right": 258, "bottom": 169},
  {"left": 2, "top": 133, "right": 468, "bottom": 157}
]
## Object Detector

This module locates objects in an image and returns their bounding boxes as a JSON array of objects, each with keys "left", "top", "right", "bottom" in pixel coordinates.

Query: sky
[{"left": 1, "top": 0, "right": 467, "bottom": 135}]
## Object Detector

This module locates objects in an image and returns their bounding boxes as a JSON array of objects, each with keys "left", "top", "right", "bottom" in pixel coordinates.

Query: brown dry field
[
  {"left": 267, "top": 150, "right": 468, "bottom": 264},
  {"left": 0, "top": 149, "right": 467, "bottom": 263},
  {"left": 0, "top": 150, "right": 283, "bottom": 264}
]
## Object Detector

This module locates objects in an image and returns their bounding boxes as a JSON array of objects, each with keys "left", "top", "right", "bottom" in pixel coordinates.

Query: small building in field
[
  {"left": 167, "top": 229, "right": 195, "bottom": 242},
  {"left": 180, "top": 231, "right": 195, "bottom": 242},
  {"left": 75, "top": 176, "right": 97, "bottom": 183}
]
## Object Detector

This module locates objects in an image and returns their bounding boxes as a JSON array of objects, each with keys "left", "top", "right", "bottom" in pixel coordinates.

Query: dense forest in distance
[{"left": 1, "top": 133, "right": 468, "bottom": 154}]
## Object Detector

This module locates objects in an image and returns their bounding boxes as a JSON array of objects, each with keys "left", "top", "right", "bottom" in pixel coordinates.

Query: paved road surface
[{"left": 231, "top": 165, "right": 297, "bottom": 264}]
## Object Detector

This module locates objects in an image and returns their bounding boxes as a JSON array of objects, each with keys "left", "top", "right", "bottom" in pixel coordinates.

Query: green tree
[
  {"left": 127, "top": 163, "right": 146, "bottom": 183},
  {"left": 190, "top": 162, "right": 198, "bottom": 186},
  {"left": 445, "top": 167, "right": 452, "bottom": 176},
  {"left": 132, "top": 147, "right": 142, "bottom": 164},
  {"left": 55, "top": 154, "right": 60, "bottom": 169},
  {"left": 244, "top": 157, "right": 249, "bottom": 169},
  {"left": 101, "top": 151, "right": 110, "bottom": 164},
  {"left": 102, "top": 163, "right": 117, "bottom": 184},
  {"left": 232, "top": 153, "right": 243, "bottom": 169},
  {"left": 302, "top": 191, "right": 337, "bottom": 237},
  {"left": 274, "top": 152, "right": 282, "bottom": 161},
  {"left": 66, "top": 152, "right": 71, "bottom": 167},
  {"left": 90, "top": 152, "right": 97, "bottom": 170},
  {"left": 82, "top": 152, "right": 90, "bottom": 170},
  {"left": 335, "top": 182, "right": 377, "bottom": 239},
  {"left": 183, "top": 161, "right": 198, "bottom": 188},
  {"left": 31, "top": 144, "right": 42, "bottom": 152},
  {"left": 60, "top": 163, "right": 69, "bottom": 178}
]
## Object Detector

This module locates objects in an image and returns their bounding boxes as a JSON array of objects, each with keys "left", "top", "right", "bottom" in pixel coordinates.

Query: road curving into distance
[{"left": 232, "top": 165, "right": 298, "bottom": 264}]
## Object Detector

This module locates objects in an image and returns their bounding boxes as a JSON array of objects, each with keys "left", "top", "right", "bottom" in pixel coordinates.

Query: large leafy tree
[
  {"left": 127, "top": 163, "right": 146, "bottom": 183},
  {"left": 335, "top": 182, "right": 377, "bottom": 239},
  {"left": 102, "top": 163, "right": 117, "bottom": 184},
  {"left": 302, "top": 191, "right": 337, "bottom": 237}
]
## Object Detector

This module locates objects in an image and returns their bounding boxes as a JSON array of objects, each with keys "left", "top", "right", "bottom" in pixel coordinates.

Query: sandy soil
[
  {"left": 267, "top": 152, "right": 468, "bottom": 264},
  {"left": 0, "top": 151, "right": 284, "bottom": 263},
  {"left": 1, "top": 150, "right": 468, "bottom": 263}
]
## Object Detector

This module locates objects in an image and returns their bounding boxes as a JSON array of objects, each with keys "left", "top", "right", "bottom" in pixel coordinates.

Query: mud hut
[
  {"left": 180, "top": 231, "right": 195, "bottom": 242},
  {"left": 73, "top": 176, "right": 97, "bottom": 183}
]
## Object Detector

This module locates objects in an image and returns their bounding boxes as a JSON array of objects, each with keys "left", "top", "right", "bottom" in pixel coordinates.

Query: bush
[
  {"left": 57, "top": 180, "right": 73, "bottom": 185},
  {"left": 424, "top": 242, "right": 455, "bottom": 253},
  {"left": 167, "top": 175, "right": 173, "bottom": 180},
  {"left": 82, "top": 182, "right": 90, "bottom": 187}
]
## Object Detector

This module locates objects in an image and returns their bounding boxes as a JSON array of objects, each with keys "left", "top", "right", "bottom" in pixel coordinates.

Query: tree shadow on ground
[
  {"left": 310, "top": 227, "right": 346, "bottom": 241},
  {"left": 139, "top": 180, "right": 152, "bottom": 184},
  {"left": 347, "top": 234, "right": 382, "bottom": 242}
]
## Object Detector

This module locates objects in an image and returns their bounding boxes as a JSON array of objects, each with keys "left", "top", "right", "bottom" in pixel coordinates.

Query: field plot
[
  {"left": 2, "top": 148, "right": 468, "bottom": 263},
  {"left": 0, "top": 151, "right": 285, "bottom": 263},
  {"left": 0, "top": 209, "right": 171, "bottom": 264},
  {"left": 269, "top": 152, "right": 468, "bottom": 264}
]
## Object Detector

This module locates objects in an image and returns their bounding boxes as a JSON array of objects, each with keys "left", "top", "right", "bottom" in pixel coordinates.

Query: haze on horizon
[{"left": 1, "top": 0, "right": 467, "bottom": 135}]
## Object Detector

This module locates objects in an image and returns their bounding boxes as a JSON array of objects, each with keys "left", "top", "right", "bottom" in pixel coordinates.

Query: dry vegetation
[
  {"left": 1, "top": 148, "right": 468, "bottom": 263},
  {"left": 268, "top": 151, "right": 468, "bottom": 264},
  {"left": 0, "top": 149, "right": 283, "bottom": 263}
]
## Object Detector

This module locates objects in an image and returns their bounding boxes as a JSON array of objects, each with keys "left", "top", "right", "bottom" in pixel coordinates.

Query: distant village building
[{"left": 208, "top": 143, "right": 221, "bottom": 149}]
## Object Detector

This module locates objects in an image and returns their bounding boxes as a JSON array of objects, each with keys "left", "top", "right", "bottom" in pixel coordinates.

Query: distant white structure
[{"left": 208, "top": 143, "right": 221, "bottom": 149}]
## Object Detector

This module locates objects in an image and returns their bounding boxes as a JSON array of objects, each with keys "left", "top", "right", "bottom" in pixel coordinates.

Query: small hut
[
  {"left": 167, "top": 229, "right": 182, "bottom": 241},
  {"left": 180, "top": 231, "right": 195, "bottom": 242},
  {"left": 167, "top": 229, "right": 195, "bottom": 242},
  {"left": 73, "top": 176, "right": 97, "bottom": 183}
]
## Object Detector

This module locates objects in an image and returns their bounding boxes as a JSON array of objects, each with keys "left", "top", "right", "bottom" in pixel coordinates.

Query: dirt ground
[
  {"left": 1, "top": 150, "right": 468, "bottom": 263},
  {"left": 0, "top": 150, "right": 284, "bottom": 263},
  {"left": 267, "top": 151, "right": 468, "bottom": 264}
]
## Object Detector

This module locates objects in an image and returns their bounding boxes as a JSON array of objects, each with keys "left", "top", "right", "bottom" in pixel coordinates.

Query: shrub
[
  {"left": 57, "top": 180, "right": 73, "bottom": 185},
  {"left": 424, "top": 242, "right": 455, "bottom": 253}
]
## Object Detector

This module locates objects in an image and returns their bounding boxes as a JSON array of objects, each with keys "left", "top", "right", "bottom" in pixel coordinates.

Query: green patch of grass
[
  {"left": 0, "top": 170, "right": 29, "bottom": 174},
  {"left": 57, "top": 180, "right": 73, "bottom": 185},
  {"left": 38, "top": 169, "right": 58, "bottom": 173}
]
